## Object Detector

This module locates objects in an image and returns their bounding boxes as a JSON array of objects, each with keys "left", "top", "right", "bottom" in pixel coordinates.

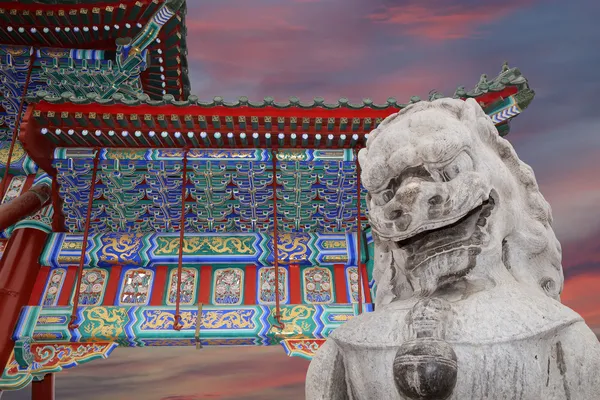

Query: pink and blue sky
[{"left": 5, "top": 0, "right": 600, "bottom": 398}]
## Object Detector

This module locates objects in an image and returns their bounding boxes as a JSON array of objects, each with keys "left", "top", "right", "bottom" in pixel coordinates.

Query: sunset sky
[{"left": 5, "top": 0, "right": 600, "bottom": 399}]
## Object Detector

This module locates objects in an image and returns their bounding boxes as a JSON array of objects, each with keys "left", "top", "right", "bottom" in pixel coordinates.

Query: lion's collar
[{"left": 332, "top": 283, "right": 582, "bottom": 349}]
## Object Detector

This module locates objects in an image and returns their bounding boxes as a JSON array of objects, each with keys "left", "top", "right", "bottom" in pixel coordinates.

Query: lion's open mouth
[{"left": 394, "top": 192, "right": 496, "bottom": 275}]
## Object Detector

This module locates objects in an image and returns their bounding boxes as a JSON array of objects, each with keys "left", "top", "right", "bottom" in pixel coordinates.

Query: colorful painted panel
[
  {"left": 0, "top": 342, "right": 117, "bottom": 391},
  {"left": 0, "top": 240, "right": 6, "bottom": 260},
  {"left": 302, "top": 267, "right": 333, "bottom": 304},
  {"left": 119, "top": 269, "right": 153, "bottom": 306},
  {"left": 258, "top": 267, "right": 289, "bottom": 305},
  {"left": 70, "top": 269, "right": 108, "bottom": 306},
  {"left": 166, "top": 268, "right": 198, "bottom": 306},
  {"left": 12, "top": 304, "right": 362, "bottom": 347},
  {"left": 41, "top": 269, "right": 66, "bottom": 307},
  {"left": 346, "top": 267, "right": 366, "bottom": 303},
  {"left": 212, "top": 268, "right": 244, "bottom": 305},
  {"left": 0, "top": 175, "right": 29, "bottom": 238},
  {"left": 280, "top": 339, "right": 326, "bottom": 360},
  {"left": 54, "top": 148, "right": 353, "bottom": 164},
  {"left": 13, "top": 203, "right": 53, "bottom": 233},
  {"left": 0, "top": 175, "right": 27, "bottom": 204},
  {"left": 41, "top": 232, "right": 365, "bottom": 268},
  {"left": 365, "top": 229, "right": 377, "bottom": 299}
]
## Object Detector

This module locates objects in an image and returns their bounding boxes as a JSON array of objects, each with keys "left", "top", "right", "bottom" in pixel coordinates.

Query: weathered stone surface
[{"left": 306, "top": 98, "right": 600, "bottom": 399}]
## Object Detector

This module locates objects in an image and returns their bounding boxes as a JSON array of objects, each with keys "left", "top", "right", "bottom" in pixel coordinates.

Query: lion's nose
[
  {"left": 385, "top": 208, "right": 404, "bottom": 220},
  {"left": 384, "top": 207, "right": 412, "bottom": 231}
]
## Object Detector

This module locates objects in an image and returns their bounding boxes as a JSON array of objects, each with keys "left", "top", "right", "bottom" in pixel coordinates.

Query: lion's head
[{"left": 359, "top": 98, "right": 562, "bottom": 305}]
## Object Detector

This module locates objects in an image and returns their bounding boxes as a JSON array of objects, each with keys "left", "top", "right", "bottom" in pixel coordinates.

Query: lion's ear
[
  {"left": 358, "top": 148, "right": 368, "bottom": 168},
  {"left": 460, "top": 98, "right": 488, "bottom": 122}
]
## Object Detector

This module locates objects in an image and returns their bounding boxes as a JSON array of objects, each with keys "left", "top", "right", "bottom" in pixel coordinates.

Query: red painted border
[
  {"left": 31, "top": 373, "right": 55, "bottom": 400},
  {"left": 150, "top": 266, "right": 168, "bottom": 306},
  {"left": 34, "top": 101, "right": 402, "bottom": 119},
  {"left": 102, "top": 265, "right": 122, "bottom": 306},
  {"left": 289, "top": 264, "right": 302, "bottom": 305},
  {"left": 57, "top": 266, "right": 76, "bottom": 306},
  {"left": 198, "top": 266, "right": 212, "bottom": 305},
  {"left": 32, "top": 86, "right": 518, "bottom": 120},
  {"left": 244, "top": 264, "right": 256, "bottom": 305},
  {"left": 360, "top": 264, "right": 372, "bottom": 304},
  {"left": 28, "top": 266, "right": 50, "bottom": 305},
  {"left": 472, "top": 87, "right": 518, "bottom": 106},
  {"left": 333, "top": 264, "right": 348, "bottom": 304}
]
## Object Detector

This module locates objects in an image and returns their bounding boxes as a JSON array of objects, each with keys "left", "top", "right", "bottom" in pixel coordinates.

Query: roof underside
[{"left": 54, "top": 147, "right": 369, "bottom": 234}]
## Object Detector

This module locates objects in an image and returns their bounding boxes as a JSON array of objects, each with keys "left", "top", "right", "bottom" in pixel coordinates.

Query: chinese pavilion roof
[
  {"left": 20, "top": 66, "right": 534, "bottom": 159},
  {"left": 0, "top": 0, "right": 189, "bottom": 177}
]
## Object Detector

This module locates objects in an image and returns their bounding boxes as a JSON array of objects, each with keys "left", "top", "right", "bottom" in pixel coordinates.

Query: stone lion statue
[{"left": 306, "top": 98, "right": 600, "bottom": 399}]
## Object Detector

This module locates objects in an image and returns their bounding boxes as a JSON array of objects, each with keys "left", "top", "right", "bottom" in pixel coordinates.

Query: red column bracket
[
  {"left": 333, "top": 264, "right": 348, "bottom": 304},
  {"left": 102, "top": 266, "right": 123, "bottom": 306},
  {"left": 198, "top": 266, "right": 212, "bottom": 305},
  {"left": 150, "top": 266, "right": 168, "bottom": 306},
  {"left": 0, "top": 228, "right": 49, "bottom": 374},
  {"left": 174, "top": 148, "right": 189, "bottom": 331},
  {"left": 289, "top": 264, "right": 302, "bottom": 305},
  {"left": 32, "top": 373, "right": 55, "bottom": 400},
  {"left": 244, "top": 264, "right": 257, "bottom": 305},
  {"left": 68, "top": 149, "right": 100, "bottom": 330}
]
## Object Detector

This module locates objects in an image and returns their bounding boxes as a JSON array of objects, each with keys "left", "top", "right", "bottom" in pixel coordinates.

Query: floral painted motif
[
  {"left": 212, "top": 268, "right": 243, "bottom": 305},
  {"left": 167, "top": 268, "right": 197, "bottom": 305},
  {"left": 120, "top": 269, "right": 153, "bottom": 305},
  {"left": 258, "top": 267, "right": 288, "bottom": 304},
  {"left": 42, "top": 269, "right": 66, "bottom": 306},
  {"left": 303, "top": 267, "right": 333, "bottom": 304},
  {"left": 72, "top": 269, "right": 108, "bottom": 306},
  {"left": 346, "top": 267, "right": 363, "bottom": 303},
  {"left": 1, "top": 175, "right": 26, "bottom": 204}
]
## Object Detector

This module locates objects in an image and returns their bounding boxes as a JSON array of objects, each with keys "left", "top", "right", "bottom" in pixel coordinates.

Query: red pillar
[
  {"left": 0, "top": 228, "right": 48, "bottom": 374},
  {"left": 0, "top": 184, "right": 51, "bottom": 232},
  {"left": 32, "top": 373, "right": 55, "bottom": 400}
]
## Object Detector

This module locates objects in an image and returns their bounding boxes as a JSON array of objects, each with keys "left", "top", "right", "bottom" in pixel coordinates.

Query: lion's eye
[
  {"left": 442, "top": 152, "right": 473, "bottom": 181},
  {"left": 371, "top": 189, "right": 394, "bottom": 206},
  {"left": 382, "top": 190, "right": 394, "bottom": 203}
]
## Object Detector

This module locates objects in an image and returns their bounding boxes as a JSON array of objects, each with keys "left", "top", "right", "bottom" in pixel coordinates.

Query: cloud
[
  {"left": 563, "top": 272, "right": 600, "bottom": 329},
  {"left": 35, "top": 346, "right": 309, "bottom": 400},
  {"left": 332, "top": 65, "right": 450, "bottom": 103},
  {"left": 562, "top": 227, "right": 600, "bottom": 278},
  {"left": 511, "top": 119, "right": 600, "bottom": 243},
  {"left": 367, "top": 1, "right": 534, "bottom": 40},
  {"left": 183, "top": 0, "right": 377, "bottom": 99}
]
